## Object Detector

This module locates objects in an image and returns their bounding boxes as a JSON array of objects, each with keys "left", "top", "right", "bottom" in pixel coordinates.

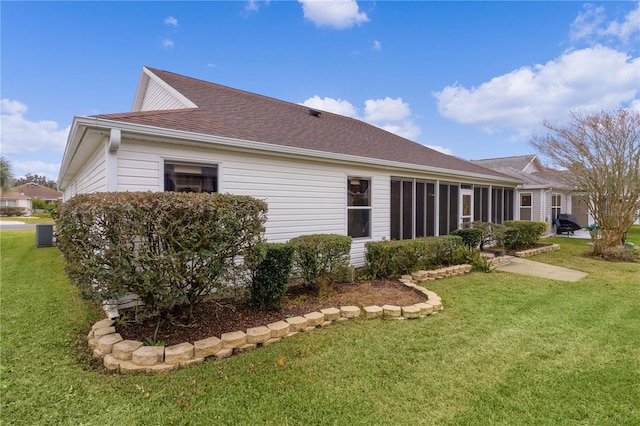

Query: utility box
[{"left": 36, "top": 224, "right": 55, "bottom": 248}]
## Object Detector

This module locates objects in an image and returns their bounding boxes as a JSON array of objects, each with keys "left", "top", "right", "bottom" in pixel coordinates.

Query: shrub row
[
  {"left": 365, "top": 236, "right": 466, "bottom": 278},
  {"left": 0, "top": 206, "right": 26, "bottom": 216},
  {"left": 56, "top": 192, "right": 268, "bottom": 320},
  {"left": 503, "top": 220, "right": 548, "bottom": 250},
  {"left": 457, "top": 220, "right": 548, "bottom": 251}
]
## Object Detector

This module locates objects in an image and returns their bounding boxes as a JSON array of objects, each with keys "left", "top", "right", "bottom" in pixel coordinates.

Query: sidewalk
[{"left": 494, "top": 256, "right": 588, "bottom": 282}]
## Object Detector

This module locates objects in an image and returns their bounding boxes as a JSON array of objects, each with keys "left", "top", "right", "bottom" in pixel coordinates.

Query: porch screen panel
[
  {"left": 402, "top": 180, "right": 413, "bottom": 240},
  {"left": 390, "top": 180, "right": 401, "bottom": 240},
  {"left": 504, "top": 189, "right": 514, "bottom": 221},
  {"left": 492, "top": 187, "right": 504, "bottom": 224},
  {"left": 426, "top": 183, "right": 436, "bottom": 236},
  {"left": 439, "top": 184, "right": 449, "bottom": 235},
  {"left": 448, "top": 184, "right": 459, "bottom": 234},
  {"left": 474, "top": 187, "right": 490, "bottom": 222},
  {"left": 416, "top": 181, "right": 426, "bottom": 238}
]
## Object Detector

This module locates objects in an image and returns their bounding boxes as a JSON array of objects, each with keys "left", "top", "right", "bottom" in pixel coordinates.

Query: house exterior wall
[
  {"left": 111, "top": 139, "right": 393, "bottom": 266},
  {"left": 63, "top": 142, "right": 107, "bottom": 201}
]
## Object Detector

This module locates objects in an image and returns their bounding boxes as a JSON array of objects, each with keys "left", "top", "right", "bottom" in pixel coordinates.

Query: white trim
[{"left": 132, "top": 67, "right": 198, "bottom": 111}]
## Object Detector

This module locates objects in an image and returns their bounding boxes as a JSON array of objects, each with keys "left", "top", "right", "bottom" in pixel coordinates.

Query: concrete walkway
[{"left": 494, "top": 256, "right": 588, "bottom": 282}]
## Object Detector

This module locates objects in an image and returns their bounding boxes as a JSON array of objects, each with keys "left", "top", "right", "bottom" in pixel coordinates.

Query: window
[
  {"left": 164, "top": 162, "right": 218, "bottom": 193},
  {"left": 347, "top": 177, "right": 371, "bottom": 238},
  {"left": 520, "top": 193, "right": 532, "bottom": 220},
  {"left": 551, "top": 194, "right": 562, "bottom": 221}
]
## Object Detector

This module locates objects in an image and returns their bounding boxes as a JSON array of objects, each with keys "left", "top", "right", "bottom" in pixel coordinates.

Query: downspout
[{"left": 106, "top": 129, "right": 121, "bottom": 192}]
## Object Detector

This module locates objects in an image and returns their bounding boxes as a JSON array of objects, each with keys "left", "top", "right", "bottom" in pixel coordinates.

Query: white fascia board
[
  {"left": 76, "top": 117, "right": 522, "bottom": 187},
  {"left": 57, "top": 116, "right": 90, "bottom": 189}
]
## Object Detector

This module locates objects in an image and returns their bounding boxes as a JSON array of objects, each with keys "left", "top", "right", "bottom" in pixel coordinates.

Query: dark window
[
  {"left": 347, "top": 177, "right": 371, "bottom": 238},
  {"left": 391, "top": 178, "right": 436, "bottom": 240},
  {"left": 164, "top": 162, "right": 217, "bottom": 193}
]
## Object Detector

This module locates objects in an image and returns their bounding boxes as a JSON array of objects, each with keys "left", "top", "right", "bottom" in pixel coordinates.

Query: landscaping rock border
[
  {"left": 514, "top": 244, "right": 560, "bottom": 258},
  {"left": 88, "top": 265, "right": 472, "bottom": 374}
]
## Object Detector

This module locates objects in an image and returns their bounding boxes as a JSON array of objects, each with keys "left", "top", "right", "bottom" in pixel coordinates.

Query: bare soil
[{"left": 117, "top": 279, "right": 426, "bottom": 346}]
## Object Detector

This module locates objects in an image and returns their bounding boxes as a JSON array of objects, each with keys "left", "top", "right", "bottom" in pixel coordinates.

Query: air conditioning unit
[{"left": 36, "top": 224, "right": 56, "bottom": 248}]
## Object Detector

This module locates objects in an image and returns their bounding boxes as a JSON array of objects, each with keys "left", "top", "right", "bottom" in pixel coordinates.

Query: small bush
[
  {"left": 365, "top": 236, "right": 465, "bottom": 278},
  {"left": 503, "top": 220, "right": 548, "bottom": 249},
  {"left": 590, "top": 245, "right": 640, "bottom": 263},
  {"left": 452, "top": 228, "right": 484, "bottom": 250},
  {"left": 248, "top": 243, "right": 294, "bottom": 311},
  {"left": 289, "top": 234, "right": 352, "bottom": 289}
]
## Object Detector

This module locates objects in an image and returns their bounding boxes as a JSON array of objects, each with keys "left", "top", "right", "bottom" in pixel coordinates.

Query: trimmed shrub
[
  {"left": 248, "top": 243, "right": 294, "bottom": 311},
  {"left": 452, "top": 227, "right": 484, "bottom": 249},
  {"left": 503, "top": 220, "right": 548, "bottom": 249},
  {"left": 56, "top": 192, "right": 268, "bottom": 320},
  {"left": 289, "top": 234, "right": 352, "bottom": 288},
  {"left": 0, "top": 206, "right": 26, "bottom": 217},
  {"left": 365, "top": 236, "right": 465, "bottom": 278}
]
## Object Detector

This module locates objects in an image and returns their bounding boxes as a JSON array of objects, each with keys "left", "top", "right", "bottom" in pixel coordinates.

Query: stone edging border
[
  {"left": 88, "top": 264, "right": 472, "bottom": 374},
  {"left": 514, "top": 244, "right": 560, "bottom": 258}
]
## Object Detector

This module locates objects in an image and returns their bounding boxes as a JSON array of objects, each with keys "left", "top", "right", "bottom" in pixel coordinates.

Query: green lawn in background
[{"left": 1, "top": 227, "right": 639, "bottom": 425}]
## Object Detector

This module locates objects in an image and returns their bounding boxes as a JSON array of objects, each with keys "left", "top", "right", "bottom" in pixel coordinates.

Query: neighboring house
[
  {"left": 0, "top": 189, "right": 32, "bottom": 216},
  {"left": 471, "top": 154, "right": 587, "bottom": 234},
  {"left": 14, "top": 183, "right": 63, "bottom": 204},
  {"left": 0, "top": 184, "right": 62, "bottom": 216},
  {"left": 57, "top": 66, "right": 521, "bottom": 266}
]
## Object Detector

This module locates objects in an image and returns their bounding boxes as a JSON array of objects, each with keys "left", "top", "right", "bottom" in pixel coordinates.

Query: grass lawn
[{"left": 1, "top": 227, "right": 639, "bottom": 425}]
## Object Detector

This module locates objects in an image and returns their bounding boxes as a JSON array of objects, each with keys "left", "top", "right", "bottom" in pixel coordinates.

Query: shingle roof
[
  {"left": 471, "top": 155, "right": 538, "bottom": 172},
  {"left": 14, "top": 183, "right": 62, "bottom": 200},
  {"left": 94, "top": 67, "right": 515, "bottom": 181}
]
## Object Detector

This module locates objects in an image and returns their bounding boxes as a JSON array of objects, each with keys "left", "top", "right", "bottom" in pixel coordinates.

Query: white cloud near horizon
[
  {"left": 1, "top": 99, "right": 68, "bottom": 180},
  {"left": 298, "top": 0, "right": 369, "bottom": 29},
  {"left": 434, "top": 45, "right": 640, "bottom": 137},
  {"left": 161, "top": 38, "right": 175, "bottom": 49},
  {"left": 301, "top": 95, "right": 423, "bottom": 143}
]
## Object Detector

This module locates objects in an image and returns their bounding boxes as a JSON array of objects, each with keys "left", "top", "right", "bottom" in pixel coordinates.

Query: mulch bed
[{"left": 117, "top": 279, "right": 426, "bottom": 346}]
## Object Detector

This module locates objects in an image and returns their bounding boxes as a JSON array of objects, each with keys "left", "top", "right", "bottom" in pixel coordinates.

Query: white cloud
[
  {"left": 301, "top": 95, "right": 421, "bottom": 141},
  {"left": 161, "top": 38, "right": 174, "bottom": 49},
  {"left": 434, "top": 46, "right": 640, "bottom": 137},
  {"left": 1, "top": 99, "right": 70, "bottom": 155},
  {"left": 571, "top": 3, "right": 639, "bottom": 45},
  {"left": 373, "top": 40, "right": 381, "bottom": 51},
  {"left": 364, "top": 97, "right": 410, "bottom": 122},
  {"left": 301, "top": 95, "right": 359, "bottom": 117},
  {"left": 12, "top": 160, "right": 61, "bottom": 181},
  {"left": 298, "top": 0, "right": 369, "bottom": 29},
  {"left": 164, "top": 16, "right": 178, "bottom": 26},
  {"left": 245, "top": 0, "right": 271, "bottom": 13}
]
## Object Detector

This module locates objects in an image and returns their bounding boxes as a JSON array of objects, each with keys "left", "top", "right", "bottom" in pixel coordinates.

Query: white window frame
[
  {"left": 347, "top": 176, "right": 372, "bottom": 239},
  {"left": 519, "top": 192, "right": 533, "bottom": 220},
  {"left": 162, "top": 159, "right": 220, "bottom": 193}
]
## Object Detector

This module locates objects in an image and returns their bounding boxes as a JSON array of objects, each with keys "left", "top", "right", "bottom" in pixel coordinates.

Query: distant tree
[
  {"left": 0, "top": 157, "right": 14, "bottom": 192},
  {"left": 530, "top": 109, "right": 640, "bottom": 256},
  {"left": 13, "top": 173, "right": 57, "bottom": 189}
]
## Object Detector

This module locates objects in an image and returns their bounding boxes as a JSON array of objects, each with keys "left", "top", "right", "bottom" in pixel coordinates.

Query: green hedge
[
  {"left": 503, "top": 220, "right": 548, "bottom": 249},
  {"left": 0, "top": 206, "right": 26, "bottom": 217},
  {"left": 56, "top": 192, "right": 268, "bottom": 320},
  {"left": 289, "top": 234, "right": 352, "bottom": 288},
  {"left": 365, "top": 236, "right": 465, "bottom": 279},
  {"left": 248, "top": 243, "right": 294, "bottom": 311}
]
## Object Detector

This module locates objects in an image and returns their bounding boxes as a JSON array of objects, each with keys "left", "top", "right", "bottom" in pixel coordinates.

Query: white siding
[
  {"left": 113, "top": 141, "right": 391, "bottom": 265},
  {"left": 64, "top": 143, "right": 107, "bottom": 200},
  {"left": 140, "top": 78, "right": 191, "bottom": 111}
]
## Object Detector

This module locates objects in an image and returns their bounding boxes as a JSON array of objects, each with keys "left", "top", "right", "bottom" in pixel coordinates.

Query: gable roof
[
  {"left": 14, "top": 183, "right": 62, "bottom": 200},
  {"left": 88, "top": 67, "right": 516, "bottom": 183},
  {"left": 471, "top": 155, "right": 540, "bottom": 173}
]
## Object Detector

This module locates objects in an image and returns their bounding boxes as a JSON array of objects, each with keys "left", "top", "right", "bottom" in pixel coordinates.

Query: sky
[{"left": 1, "top": 1, "right": 639, "bottom": 182}]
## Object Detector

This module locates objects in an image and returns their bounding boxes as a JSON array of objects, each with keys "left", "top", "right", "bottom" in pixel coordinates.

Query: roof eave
[{"left": 60, "top": 117, "right": 522, "bottom": 188}]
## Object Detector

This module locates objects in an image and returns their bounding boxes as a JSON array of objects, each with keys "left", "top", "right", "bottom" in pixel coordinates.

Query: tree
[
  {"left": 13, "top": 173, "right": 57, "bottom": 189},
  {"left": 0, "top": 157, "right": 13, "bottom": 192},
  {"left": 530, "top": 109, "right": 640, "bottom": 256}
]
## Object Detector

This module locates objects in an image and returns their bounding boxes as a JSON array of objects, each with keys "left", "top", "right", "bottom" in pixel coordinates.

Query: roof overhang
[{"left": 58, "top": 117, "right": 522, "bottom": 191}]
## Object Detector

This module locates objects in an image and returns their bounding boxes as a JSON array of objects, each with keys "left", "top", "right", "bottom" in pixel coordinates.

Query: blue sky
[{"left": 1, "top": 1, "right": 639, "bottom": 182}]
